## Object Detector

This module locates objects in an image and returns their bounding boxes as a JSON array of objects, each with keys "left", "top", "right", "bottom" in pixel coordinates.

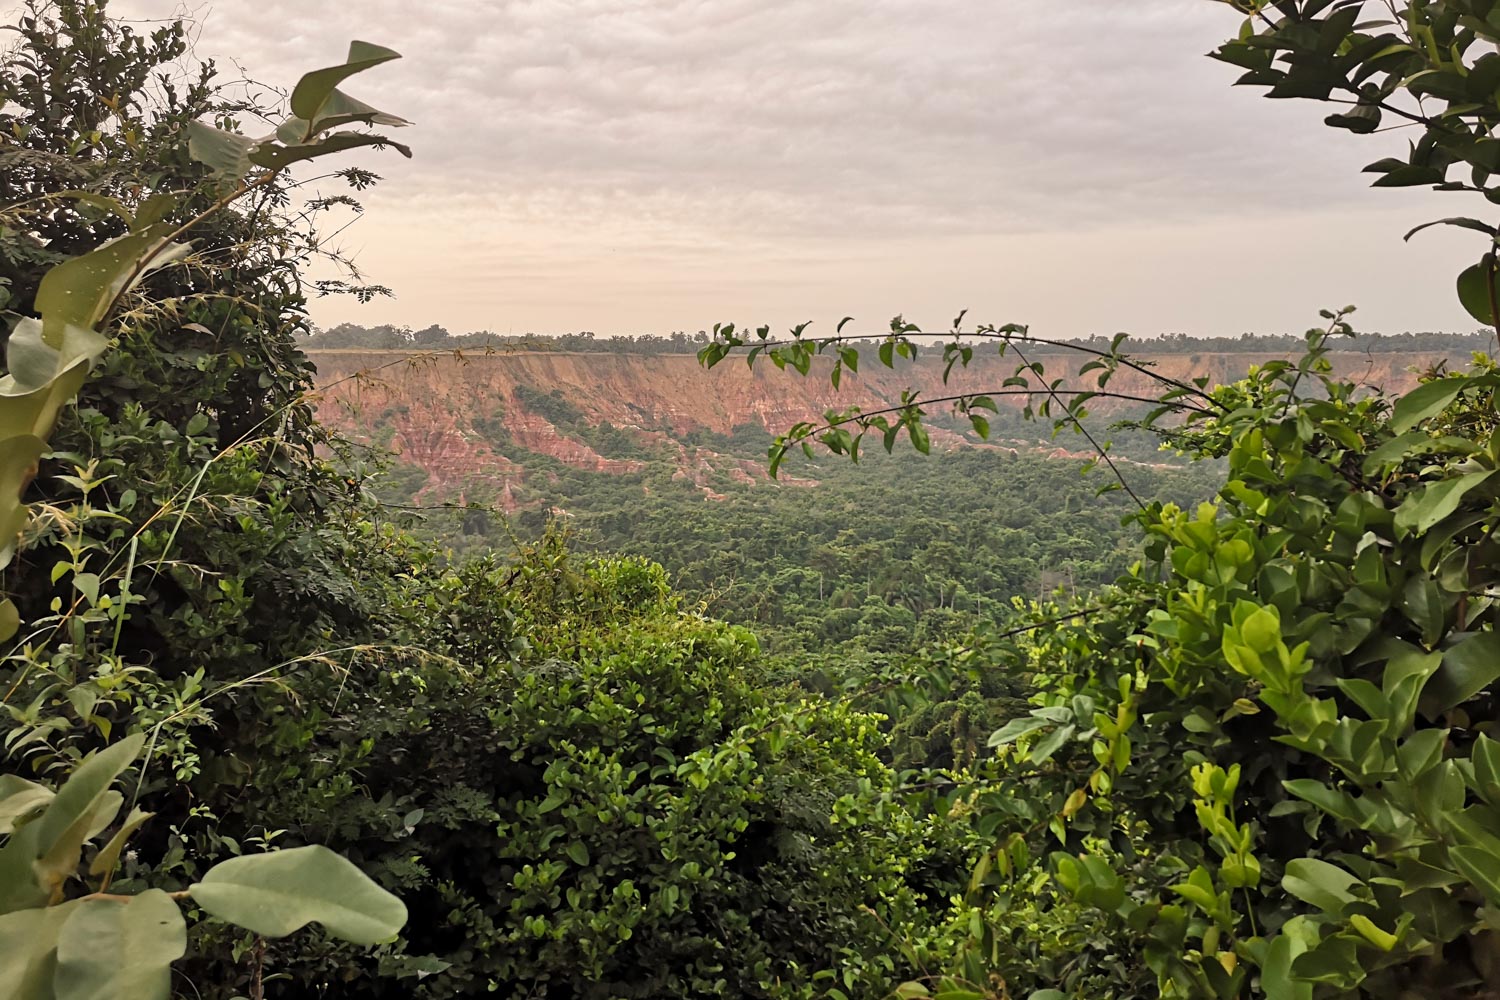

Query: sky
[{"left": 107, "top": 0, "right": 1485, "bottom": 339}]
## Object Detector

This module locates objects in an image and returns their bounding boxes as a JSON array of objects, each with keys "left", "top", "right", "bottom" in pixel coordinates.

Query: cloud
[
  {"left": 120, "top": 1, "right": 1369, "bottom": 231},
  {"left": 102, "top": 0, "right": 1480, "bottom": 336}
]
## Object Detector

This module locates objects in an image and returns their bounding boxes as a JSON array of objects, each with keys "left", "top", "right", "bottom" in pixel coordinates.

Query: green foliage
[
  {"left": 1, "top": 10, "right": 412, "bottom": 998},
  {"left": 732, "top": 311, "right": 1500, "bottom": 996},
  {"left": 225, "top": 537, "right": 943, "bottom": 999},
  {"left": 0, "top": 736, "right": 404, "bottom": 1000}
]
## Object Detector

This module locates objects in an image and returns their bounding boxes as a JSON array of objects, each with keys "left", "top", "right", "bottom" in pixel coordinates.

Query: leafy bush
[
  {"left": 0, "top": 8, "right": 417, "bottom": 998},
  {"left": 230, "top": 537, "right": 947, "bottom": 998}
]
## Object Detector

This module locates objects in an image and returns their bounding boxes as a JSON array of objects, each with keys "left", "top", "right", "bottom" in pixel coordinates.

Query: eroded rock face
[
  {"left": 505, "top": 408, "right": 644, "bottom": 475},
  {"left": 306, "top": 348, "right": 1460, "bottom": 505}
]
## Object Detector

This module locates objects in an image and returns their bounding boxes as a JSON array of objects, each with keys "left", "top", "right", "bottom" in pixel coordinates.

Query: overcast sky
[{"left": 108, "top": 0, "right": 1483, "bottom": 338}]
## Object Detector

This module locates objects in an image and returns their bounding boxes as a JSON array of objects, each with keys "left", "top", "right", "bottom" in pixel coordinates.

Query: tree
[{"left": 0, "top": 8, "right": 416, "bottom": 997}]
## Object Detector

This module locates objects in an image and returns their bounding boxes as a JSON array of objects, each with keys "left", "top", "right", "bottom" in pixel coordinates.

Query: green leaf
[
  {"left": 290, "top": 41, "right": 402, "bottom": 122},
  {"left": 909, "top": 422, "right": 930, "bottom": 456},
  {"left": 1450, "top": 845, "right": 1500, "bottom": 904},
  {"left": 0, "top": 814, "right": 47, "bottom": 913},
  {"left": 1283, "top": 780, "right": 1361, "bottom": 825},
  {"left": 1260, "top": 932, "right": 1312, "bottom": 1000},
  {"left": 189, "top": 845, "right": 407, "bottom": 945},
  {"left": 0, "top": 435, "right": 46, "bottom": 570},
  {"left": 1383, "top": 646, "right": 1444, "bottom": 730},
  {"left": 1393, "top": 471, "right": 1496, "bottom": 536},
  {"left": 0, "top": 899, "right": 79, "bottom": 996},
  {"left": 1290, "top": 934, "right": 1364, "bottom": 988},
  {"left": 987, "top": 716, "right": 1049, "bottom": 747},
  {"left": 186, "top": 122, "right": 256, "bottom": 177},
  {"left": 1281, "top": 858, "right": 1359, "bottom": 914},
  {"left": 1026, "top": 724, "right": 1075, "bottom": 766},
  {"left": 89, "top": 806, "right": 154, "bottom": 878},
  {"left": 32, "top": 734, "right": 145, "bottom": 899},
  {"left": 1361, "top": 431, "right": 1433, "bottom": 473},
  {"left": 1458, "top": 257, "right": 1500, "bottom": 326},
  {"left": 0, "top": 775, "right": 54, "bottom": 835},
  {"left": 279, "top": 89, "right": 410, "bottom": 143},
  {"left": 32, "top": 224, "right": 186, "bottom": 348},
  {"left": 131, "top": 194, "right": 175, "bottom": 231},
  {"left": 1472, "top": 734, "right": 1500, "bottom": 806},
  {"left": 1403, "top": 216, "right": 1499, "bottom": 242},
  {"left": 1390, "top": 377, "right": 1470, "bottom": 432},
  {"left": 54, "top": 890, "right": 185, "bottom": 1000},
  {"left": 566, "top": 842, "right": 590, "bottom": 867},
  {"left": 1400, "top": 575, "right": 1445, "bottom": 647},
  {"left": 1349, "top": 913, "right": 1398, "bottom": 951},
  {"left": 0, "top": 598, "right": 17, "bottom": 643},
  {"left": 249, "top": 131, "right": 412, "bottom": 171},
  {"left": 1422, "top": 632, "right": 1500, "bottom": 718},
  {"left": 51, "top": 189, "right": 134, "bottom": 225}
]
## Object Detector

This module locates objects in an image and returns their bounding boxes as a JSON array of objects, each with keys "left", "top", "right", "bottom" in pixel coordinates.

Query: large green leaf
[
  {"left": 89, "top": 806, "right": 154, "bottom": 879},
  {"left": 1393, "top": 470, "right": 1496, "bottom": 537},
  {"left": 0, "top": 816, "right": 48, "bottom": 913},
  {"left": 0, "top": 319, "right": 104, "bottom": 446},
  {"left": 0, "top": 899, "right": 79, "bottom": 996},
  {"left": 0, "top": 598, "right": 18, "bottom": 643},
  {"left": 290, "top": 41, "right": 401, "bottom": 122},
  {"left": 1449, "top": 845, "right": 1500, "bottom": 904},
  {"left": 1025, "top": 723, "right": 1075, "bottom": 766},
  {"left": 277, "top": 89, "right": 410, "bottom": 144},
  {"left": 54, "top": 890, "right": 185, "bottom": 1000},
  {"left": 1259, "top": 929, "right": 1313, "bottom": 1000},
  {"left": 1289, "top": 933, "right": 1364, "bottom": 989},
  {"left": 31, "top": 225, "right": 183, "bottom": 349},
  {"left": 987, "top": 716, "right": 1050, "bottom": 747},
  {"left": 1282, "top": 858, "right": 1359, "bottom": 914},
  {"left": 189, "top": 845, "right": 406, "bottom": 945},
  {"left": 1389, "top": 377, "right": 1471, "bottom": 433},
  {"left": 31, "top": 734, "right": 145, "bottom": 898},
  {"left": 1421, "top": 632, "right": 1500, "bottom": 719},
  {"left": 186, "top": 121, "right": 257, "bottom": 177},
  {"left": 1457, "top": 257, "right": 1500, "bottom": 326},
  {"left": 249, "top": 130, "right": 412, "bottom": 171},
  {"left": 0, "top": 435, "right": 45, "bottom": 569}
]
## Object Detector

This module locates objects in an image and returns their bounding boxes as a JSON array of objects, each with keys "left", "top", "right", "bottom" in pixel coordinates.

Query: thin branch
[{"left": 1008, "top": 341, "right": 1147, "bottom": 510}]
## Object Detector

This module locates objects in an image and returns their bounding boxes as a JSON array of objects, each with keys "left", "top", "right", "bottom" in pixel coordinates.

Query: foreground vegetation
[{"left": 5, "top": 1, "right": 1500, "bottom": 999}]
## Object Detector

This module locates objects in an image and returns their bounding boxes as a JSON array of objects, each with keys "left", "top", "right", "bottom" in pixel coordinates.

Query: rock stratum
[{"left": 306, "top": 346, "right": 1470, "bottom": 507}]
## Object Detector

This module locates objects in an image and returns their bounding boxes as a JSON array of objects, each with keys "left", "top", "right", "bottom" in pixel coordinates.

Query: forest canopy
[{"left": 5, "top": 2, "right": 1500, "bottom": 1000}]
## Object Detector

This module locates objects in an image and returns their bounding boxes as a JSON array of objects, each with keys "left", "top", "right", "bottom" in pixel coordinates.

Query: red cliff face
[{"left": 306, "top": 347, "right": 1466, "bottom": 502}]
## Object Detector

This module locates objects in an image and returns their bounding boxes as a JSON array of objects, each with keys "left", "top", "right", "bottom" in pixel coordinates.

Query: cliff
[{"left": 306, "top": 347, "right": 1470, "bottom": 505}]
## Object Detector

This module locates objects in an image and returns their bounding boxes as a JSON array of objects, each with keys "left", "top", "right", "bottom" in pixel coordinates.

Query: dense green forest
[
  {"left": 399, "top": 447, "right": 1220, "bottom": 676},
  {"left": 7, "top": 3, "right": 1500, "bottom": 1000}
]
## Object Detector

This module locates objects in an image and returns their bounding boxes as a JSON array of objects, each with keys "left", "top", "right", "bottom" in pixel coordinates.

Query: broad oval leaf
[
  {"left": 1421, "top": 632, "right": 1500, "bottom": 719},
  {"left": 186, "top": 122, "right": 257, "bottom": 177},
  {"left": 987, "top": 716, "right": 1049, "bottom": 747},
  {"left": 1457, "top": 257, "right": 1500, "bottom": 326},
  {"left": 0, "top": 899, "right": 80, "bottom": 996},
  {"left": 54, "top": 890, "right": 185, "bottom": 1000},
  {"left": 1389, "top": 377, "right": 1470, "bottom": 434},
  {"left": 189, "top": 845, "right": 406, "bottom": 945},
  {"left": 89, "top": 806, "right": 154, "bottom": 879},
  {"left": 1282, "top": 858, "right": 1359, "bottom": 914},
  {"left": 1393, "top": 470, "right": 1496, "bottom": 537},
  {"left": 32, "top": 734, "right": 145, "bottom": 898},
  {"left": 290, "top": 41, "right": 401, "bottom": 122}
]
